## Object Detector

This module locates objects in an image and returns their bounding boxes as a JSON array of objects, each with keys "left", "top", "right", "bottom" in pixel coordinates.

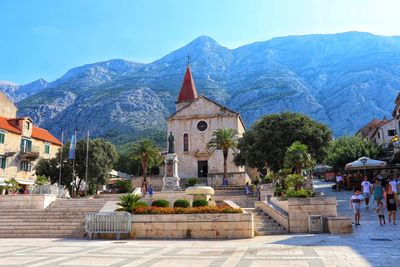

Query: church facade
[{"left": 167, "top": 65, "right": 249, "bottom": 186}]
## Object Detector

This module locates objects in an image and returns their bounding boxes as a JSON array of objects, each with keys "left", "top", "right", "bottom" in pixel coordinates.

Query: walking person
[
  {"left": 375, "top": 200, "right": 386, "bottom": 226},
  {"left": 361, "top": 176, "right": 372, "bottom": 209},
  {"left": 350, "top": 189, "right": 364, "bottom": 225},
  {"left": 385, "top": 184, "right": 398, "bottom": 225},
  {"left": 372, "top": 179, "right": 384, "bottom": 207},
  {"left": 336, "top": 172, "right": 343, "bottom": 192},
  {"left": 147, "top": 184, "right": 154, "bottom": 198}
]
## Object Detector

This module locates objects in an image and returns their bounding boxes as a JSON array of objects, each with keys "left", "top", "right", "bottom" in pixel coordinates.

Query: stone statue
[{"left": 168, "top": 132, "right": 175, "bottom": 154}]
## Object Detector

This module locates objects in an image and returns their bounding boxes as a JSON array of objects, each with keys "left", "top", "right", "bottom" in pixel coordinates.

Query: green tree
[
  {"left": 325, "top": 136, "right": 380, "bottom": 171},
  {"left": 35, "top": 138, "right": 118, "bottom": 195},
  {"left": 131, "top": 138, "right": 161, "bottom": 190},
  {"left": 207, "top": 128, "right": 238, "bottom": 182},
  {"left": 284, "top": 141, "right": 315, "bottom": 175},
  {"left": 235, "top": 112, "right": 332, "bottom": 174}
]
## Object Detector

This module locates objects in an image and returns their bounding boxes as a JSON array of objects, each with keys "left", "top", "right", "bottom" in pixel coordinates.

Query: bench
[{"left": 85, "top": 212, "right": 131, "bottom": 240}]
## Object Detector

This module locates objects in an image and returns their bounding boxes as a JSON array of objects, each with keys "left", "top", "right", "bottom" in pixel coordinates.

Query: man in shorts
[
  {"left": 361, "top": 176, "right": 372, "bottom": 209},
  {"left": 350, "top": 189, "right": 364, "bottom": 225}
]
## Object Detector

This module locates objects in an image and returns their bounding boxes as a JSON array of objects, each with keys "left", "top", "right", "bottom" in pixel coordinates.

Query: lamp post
[{"left": 360, "top": 157, "right": 368, "bottom": 179}]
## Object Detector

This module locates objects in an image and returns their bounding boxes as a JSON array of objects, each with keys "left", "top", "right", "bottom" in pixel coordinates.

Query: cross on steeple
[{"left": 187, "top": 53, "right": 191, "bottom": 65}]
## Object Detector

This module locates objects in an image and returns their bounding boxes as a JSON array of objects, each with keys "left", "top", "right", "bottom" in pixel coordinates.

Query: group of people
[{"left": 349, "top": 175, "right": 399, "bottom": 226}]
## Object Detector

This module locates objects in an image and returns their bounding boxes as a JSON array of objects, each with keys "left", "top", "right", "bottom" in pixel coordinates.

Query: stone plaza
[
  {"left": 1, "top": 180, "right": 399, "bottom": 267},
  {"left": 1, "top": 228, "right": 399, "bottom": 267}
]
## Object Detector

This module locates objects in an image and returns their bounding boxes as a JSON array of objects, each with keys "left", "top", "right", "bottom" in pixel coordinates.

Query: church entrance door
[{"left": 197, "top": 161, "right": 208, "bottom": 178}]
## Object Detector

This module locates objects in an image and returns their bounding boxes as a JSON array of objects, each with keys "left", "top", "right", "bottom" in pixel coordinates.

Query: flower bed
[{"left": 133, "top": 206, "right": 242, "bottom": 214}]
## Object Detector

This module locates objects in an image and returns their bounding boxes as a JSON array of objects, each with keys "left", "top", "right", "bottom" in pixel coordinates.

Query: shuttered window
[
  {"left": 0, "top": 132, "right": 5, "bottom": 144},
  {"left": 0, "top": 158, "right": 6, "bottom": 169}
]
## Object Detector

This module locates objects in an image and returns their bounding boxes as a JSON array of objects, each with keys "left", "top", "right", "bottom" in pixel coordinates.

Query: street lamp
[{"left": 360, "top": 157, "right": 368, "bottom": 179}]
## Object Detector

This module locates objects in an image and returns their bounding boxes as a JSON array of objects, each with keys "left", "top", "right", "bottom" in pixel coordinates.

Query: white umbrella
[{"left": 345, "top": 157, "right": 387, "bottom": 170}]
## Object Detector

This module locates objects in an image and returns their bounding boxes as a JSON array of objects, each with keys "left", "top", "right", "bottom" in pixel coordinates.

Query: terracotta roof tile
[
  {"left": 0, "top": 116, "right": 62, "bottom": 146},
  {"left": 0, "top": 117, "right": 21, "bottom": 134},
  {"left": 32, "top": 127, "right": 62, "bottom": 146}
]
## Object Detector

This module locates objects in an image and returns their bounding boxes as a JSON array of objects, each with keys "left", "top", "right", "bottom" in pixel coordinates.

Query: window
[
  {"left": 0, "top": 131, "right": 4, "bottom": 144},
  {"left": 25, "top": 121, "right": 30, "bottom": 130},
  {"left": 183, "top": 134, "right": 189, "bottom": 152},
  {"left": 20, "top": 139, "right": 32, "bottom": 152},
  {"left": 0, "top": 158, "right": 6, "bottom": 169},
  {"left": 44, "top": 143, "right": 50, "bottom": 154},
  {"left": 388, "top": 129, "right": 396, "bottom": 137},
  {"left": 377, "top": 132, "right": 380, "bottom": 139},
  {"left": 197, "top": 121, "right": 208, "bottom": 131},
  {"left": 20, "top": 161, "right": 31, "bottom": 172}
]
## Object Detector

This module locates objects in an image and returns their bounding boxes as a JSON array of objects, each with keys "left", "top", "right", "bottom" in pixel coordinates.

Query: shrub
[
  {"left": 116, "top": 194, "right": 147, "bottom": 212},
  {"left": 151, "top": 199, "right": 170, "bottom": 207},
  {"left": 173, "top": 199, "right": 190, "bottom": 208},
  {"left": 132, "top": 206, "right": 242, "bottom": 214},
  {"left": 35, "top": 175, "right": 49, "bottom": 185},
  {"left": 192, "top": 199, "right": 208, "bottom": 207},
  {"left": 284, "top": 174, "right": 305, "bottom": 190},
  {"left": 285, "top": 188, "right": 313, "bottom": 198},
  {"left": 115, "top": 180, "right": 132, "bottom": 193},
  {"left": 187, "top": 178, "right": 198, "bottom": 187}
]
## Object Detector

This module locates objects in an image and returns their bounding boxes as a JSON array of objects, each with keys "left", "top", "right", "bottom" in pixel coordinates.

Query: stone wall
[
  {"left": 0, "top": 195, "right": 57, "bottom": 209},
  {"left": 287, "top": 197, "right": 337, "bottom": 233},
  {"left": 207, "top": 172, "right": 250, "bottom": 187},
  {"left": 325, "top": 216, "right": 353, "bottom": 234},
  {"left": 130, "top": 213, "right": 254, "bottom": 239}
]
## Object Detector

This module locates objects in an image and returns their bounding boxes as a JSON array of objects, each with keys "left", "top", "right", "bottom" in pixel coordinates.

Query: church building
[{"left": 167, "top": 64, "right": 250, "bottom": 186}]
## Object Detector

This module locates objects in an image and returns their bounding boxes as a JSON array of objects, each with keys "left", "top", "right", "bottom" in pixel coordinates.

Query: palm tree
[
  {"left": 115, "top": 194, "right": 147, "bottom": 212},
  {"left": 131, "top": 138, "right": 161, "bottom": 191},
  {"left": 207, "top": 128, "right": 238, "bottom": 185},
  {"left": 284, "top": 141, "right": 315, "bottom": 175}
]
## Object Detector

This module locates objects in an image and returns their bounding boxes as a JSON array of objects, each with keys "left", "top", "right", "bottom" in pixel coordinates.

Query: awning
[
  {"left": 14, "top": 178, "right": 35, "bottom": 185},
  {"left": 345, "top": 157, "right": 387, "bottom": 170}
]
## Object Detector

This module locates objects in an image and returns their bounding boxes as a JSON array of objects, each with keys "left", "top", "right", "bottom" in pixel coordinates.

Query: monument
[{"left": 162, "top": 132, "right": 181, "bottom": 191}]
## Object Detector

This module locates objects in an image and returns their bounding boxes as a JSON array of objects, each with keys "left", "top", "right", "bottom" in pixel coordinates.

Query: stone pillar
[{"left": 162, "top": 153, "right": 181, "bottom": 191}]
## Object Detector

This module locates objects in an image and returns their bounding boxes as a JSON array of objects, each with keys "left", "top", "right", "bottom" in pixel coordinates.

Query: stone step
[
  {"left": 0, "top": 219, "right": 83, "bottom": 223},
  {"left": 0, "top": 233, "right": 83, "bottom": 238},
  {"left": 0, "top": 225, "right": 82, "bottom": 230},
  {"left": 255, "top": 229, "right": 288, "bottom": 236},
  {"left": 0, "top": 229, "right": 84, "bottom": 234}
]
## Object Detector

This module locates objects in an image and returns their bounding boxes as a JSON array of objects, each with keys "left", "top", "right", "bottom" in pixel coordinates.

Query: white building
[{"left": 167, "top": 64, "right": 249, "bottom": 186}]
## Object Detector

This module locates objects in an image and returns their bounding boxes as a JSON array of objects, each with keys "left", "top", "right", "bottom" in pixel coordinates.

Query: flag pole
[
  {"left": 58, "top": 130, "right": 64, "bottom": 186},
  {"left": 72, "top": 129, "right": 77, "bottom": 196},
  {"left": 85, "top": 130, "right": 89, "bottom": 196}
]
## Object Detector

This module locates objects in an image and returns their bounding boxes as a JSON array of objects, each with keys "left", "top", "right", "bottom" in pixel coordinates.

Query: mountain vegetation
[{"left": 2, "top": 32, "right": 400, "bottom": 148}]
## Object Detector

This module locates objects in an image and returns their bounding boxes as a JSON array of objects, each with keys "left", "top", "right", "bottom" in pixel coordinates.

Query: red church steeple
[{"left": 177, "top": 64, "right": 198, "bottom": 103}]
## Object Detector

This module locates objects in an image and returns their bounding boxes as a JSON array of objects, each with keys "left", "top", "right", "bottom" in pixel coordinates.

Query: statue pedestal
[{"left": 162, "top": 153, "right": 181, "bottom": 191}]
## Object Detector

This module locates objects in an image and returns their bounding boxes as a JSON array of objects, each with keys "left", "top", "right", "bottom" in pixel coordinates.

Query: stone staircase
[
  {"left": 214, "top": 190, "right": 257, "bottom": 208},
  {"left": 250, "top": 207, "right": 288, "bottom": 235},
  {"left": 0, "top": 198, "right": 107, "bottom": 238}
]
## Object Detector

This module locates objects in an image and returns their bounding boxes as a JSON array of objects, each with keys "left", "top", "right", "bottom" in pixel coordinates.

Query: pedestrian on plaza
[
  {"left": 147, "top": 184, "right": 154, "bottom": 198},
  {"left": 350, "top": 189, "right": 364, "bottom": 225},
  {"left": 375, "top": 200, "right": 386, "bottom": 226},
  {"left": 245, "top": 182, "right": 251, "bottom": 196},
  {"left": 361, "top": 176, "right": 372, "bottom": 209},
  {"left": 372, "top": 179, "right": 384, "bottom": 207},
  {"left": 389, "top": 176, "right": 398, "bottom": 196},
  {"left": 384, "top": 184, "right": 398, "bottom": 225},
  {"left": 336, "top": 172, "right": 343, "bottom": 192}
]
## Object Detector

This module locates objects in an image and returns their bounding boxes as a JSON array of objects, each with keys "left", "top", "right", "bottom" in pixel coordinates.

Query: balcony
[{"left": 19, "top": 146, "right": 40, "bottom": 161}]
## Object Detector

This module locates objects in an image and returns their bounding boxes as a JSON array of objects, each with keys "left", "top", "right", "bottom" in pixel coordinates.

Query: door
[{"left": 197, "top": 161, "right": 208, "bottom": 178}]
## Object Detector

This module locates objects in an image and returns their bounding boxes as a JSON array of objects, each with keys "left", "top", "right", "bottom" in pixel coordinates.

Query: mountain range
[{"left": 1, "top": 31, "right": 400, "bottom": 145}]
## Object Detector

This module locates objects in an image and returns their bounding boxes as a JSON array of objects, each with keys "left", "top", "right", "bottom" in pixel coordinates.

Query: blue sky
[{"left": 1, "top": 0, "right": 400, "bottom": 84}]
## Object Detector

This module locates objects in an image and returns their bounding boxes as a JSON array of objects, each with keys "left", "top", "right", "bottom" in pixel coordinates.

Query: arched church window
[{"left": 183, "top": 133, "right": 189, "bottom": 152}]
